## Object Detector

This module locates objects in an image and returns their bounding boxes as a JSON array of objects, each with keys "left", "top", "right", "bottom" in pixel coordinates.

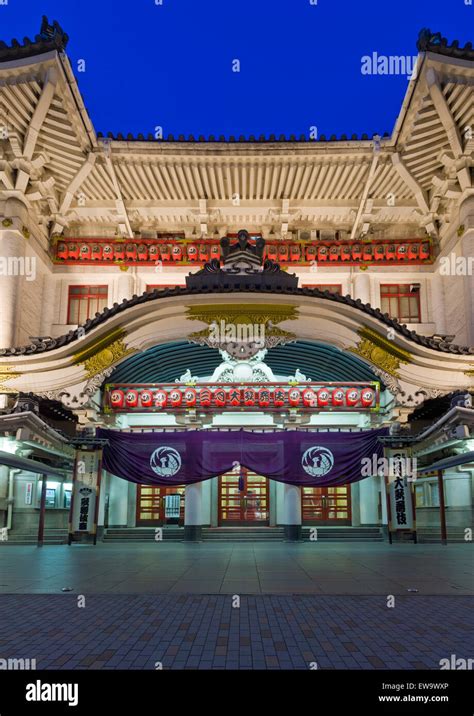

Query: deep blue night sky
[{"left": 1, "top": 0, "right": 470, "bottom": 138}]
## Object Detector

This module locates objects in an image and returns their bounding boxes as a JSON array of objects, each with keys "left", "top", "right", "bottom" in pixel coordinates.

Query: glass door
[
  {"left": 219, "top": 470, "right": 269, "bottom": 525},
  {"left": 302, "top": 486, "right": 351, "bottom": 524}
]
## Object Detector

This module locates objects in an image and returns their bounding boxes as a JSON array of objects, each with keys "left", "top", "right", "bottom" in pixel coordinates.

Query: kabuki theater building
[{"left": 0, "top": 19, "right": 473, "bottom": 545}]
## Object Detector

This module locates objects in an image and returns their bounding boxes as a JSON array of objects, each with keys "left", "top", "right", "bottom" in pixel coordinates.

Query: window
[
  {"left": 380, "top": 284, "right": 421, "bottom": 322},
  {"left": 430, "top": 483, "right": 440, "bottom": 507},
  {"left": 301, "top": 284, "right": 342, "bottom": 294},
  {"left": 415, "top": 484, "right": 425, "bottom": 507},
  {"left": 67, "top": 286, "right": 108, "bottom": 324}
]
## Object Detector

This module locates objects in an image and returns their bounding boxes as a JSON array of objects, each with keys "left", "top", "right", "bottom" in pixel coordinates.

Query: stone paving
[
  {"left": 0, "top": 542, "right": 472, "bottom": 595},
  {"left": 0, "top": 593, "right": 472, "bottom": 670},
  {"left": 0, "top": 543, "right": 472, "bottom": 669}
]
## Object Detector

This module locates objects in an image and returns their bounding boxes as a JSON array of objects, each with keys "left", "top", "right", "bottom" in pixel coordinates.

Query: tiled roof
[
  {"left": 0, "top": 16, "right": 68, "bottom": 63},
  {"left": 0, "top": 285, "right": 472, "bottom": 357},
  {"left": 417, "top": 28, "right": 474, "bottom": 60}
]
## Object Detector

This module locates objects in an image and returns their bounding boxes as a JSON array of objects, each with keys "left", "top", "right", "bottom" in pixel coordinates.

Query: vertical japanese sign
[
  {"left": 387, "top": 449, "right": 414, "bottom": 530},
  {"left": 70, "top": 450, "right": 102, "bottom": 535},
  {"left": 25, "top": 482, "right": 33, "bottom": 505}
]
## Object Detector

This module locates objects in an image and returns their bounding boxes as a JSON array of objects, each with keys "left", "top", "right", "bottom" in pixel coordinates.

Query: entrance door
[
  {"left": 302, "top": 486, "right": 351, "bottom": 525},
  {"left": 136, "top": 485, "right": 185, "bottom": 526},
  {"left": 219, "top": 470, "right": 269, "bottom": 525}
]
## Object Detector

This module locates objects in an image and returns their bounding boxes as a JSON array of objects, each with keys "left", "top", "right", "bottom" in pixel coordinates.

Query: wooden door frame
[
  {"left": 301, "top": 485, "right": 352, "bottom": 526},
  {"left": 218, "top": 471, "right": 270, "bottom": 526}
]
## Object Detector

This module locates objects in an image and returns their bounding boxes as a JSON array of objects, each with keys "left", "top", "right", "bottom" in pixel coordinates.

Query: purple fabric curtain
[{"left": 97, "top": 428, "right": 388, "bottom": 487}]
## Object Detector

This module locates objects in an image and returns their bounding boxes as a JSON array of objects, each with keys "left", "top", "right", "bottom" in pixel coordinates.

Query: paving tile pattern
[
  {"left": 0, "top": 543, "right": 472, "bottom": 595},
  {"left": 0, "top": 594, "right": 472, "bottom": 670}
]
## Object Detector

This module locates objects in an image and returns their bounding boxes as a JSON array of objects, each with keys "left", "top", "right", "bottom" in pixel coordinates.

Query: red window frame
[
  {"left": 67, "top": 285, "right": 108, "bottom": 324},
  {"left": 380, "top": 284, "right": 421, "bottom": 323}
]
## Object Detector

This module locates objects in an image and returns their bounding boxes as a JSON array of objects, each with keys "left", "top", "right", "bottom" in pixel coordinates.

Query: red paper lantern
[
  {"left": 317, "top": 246, "right": 328, "bottom": 262},
  {"left": 288, "top": 388, "right": 301, "bottom": 407},
  {"left": 114, "top": 244, "right": 125, "bottom": 261},
  {"left": 267, "top": 244, "right": 278, "bottom": 261},
  {"left": 110, "top": 389, "right": 124, "bottom": 409},
  {"left": 91, "top": 243, "right": 103, "bottom": 260},
  {"left": 341, "top": 245, "right": 352, "bottom": 261},
  {"left": 214, "top": 388, "right": 226, "bottom": 407},
  {"left": 171, "top": 245, "right": 182, "bottom": 261},
  {"left": 57, "top": 242, "right": 68, "bottom": 260},
  {"left": 154, "top": 390, "right": 167, "bottom": 408},
  {"left": 184, "top": 388, "right": 197, "bottom": 407},
  {"left": 396, "top": 243, "right": 408, "bottom": 260},
  {"left": 160, "top": 244, "right": 171, "bottom": 261},
  {"left": 386, "top": 244, "right": 396, "bottom": 260},
  {"left": 148, "top": 244, "right": 160, "bottom": 261},
  {"left": 278, "top": 244, "right": 289, "bottom": 261},
  {"left": 362, "top": 245, "right": 373, "bottom": 261},
  {"left": 317, "top": 388, "right": 330, "bottom": 406},
  {"left": 140, "top": 390, "right": 153, "bottom": 407},
  {"left": 228, "top": 388, "right": 241, "bottom": 407},
  {"left": 329, "top": 246, "right": 340, "bottom": 262},
  {"left": 187, "top": 245, "right": 198, "bottom": 261},
  {"left": 346, "top": 388, "right": 359, "bottom": 406},
  {"left": 125, "top": 243, "right": 137, "bottom": 260},
  {"left": 199, "top": 244, "right": 209, "bottom": 262},
  {"left": 352, "top": 244, "right": 362, "bottom": 261},
  {"left": 169, "top": 389, "right": 182, "bottom": 407},
  {"left": 102, "top": 244, "right": 114, "bottom": 261},
  {"left": 137, "top": 244, "right": 148, "bottom": 261},
  {"left": 210, "top": 245, "right": 221, "bottom": 260},
  {"left": 79, "top": 243, "right": 91, "bottom": 260},
  {"left": 374, "top": 245, "right": 385, "bottom": 261},
  {"left": 360, "top": 387, "right": 375, "bottom": 407},
  {"left": 302, "top": 388, "right": 317, "bottom": 407},
  {"left": 419, "top": 242, "right": 430, "bottom": 260},
  {"left": 273, "top": 389, "right": 285, "bottom": 407},
  {"left": 332, "top": 388, "right": 345, "bottom": 406},
  {"left": 199, "top": 388, "right": 212, "bottom": 407},
  {"left": 258, "top": 388, "right": 271, "bottom": 408},
  {"left": 290, "top": 244, "right": 301, "bottom": 262},
  {"left": 125, "top": 390, "right": 139, "bottom": 408},
  {"left": 305, "top": 245, "right": 317, "bottom": 262},
  {"left": 408, "top": 243, "right": 419, "bottom": 261},
  {"left": 68, "top": 243, "right": 79, "bottom": 260},
  {"left": 243, "top": 388, "right": 256, "bottom": 406}
]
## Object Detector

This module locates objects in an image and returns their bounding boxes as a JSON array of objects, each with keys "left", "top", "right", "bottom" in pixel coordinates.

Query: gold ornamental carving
[
  {"left": 348, "top": 327, "right": 412, "bottom": 378},
  {"left": 0, "top": 365, "right": 21, "bottom": 393},
  {"left": 186, "top": 303, "right": 298, "bottom": 352},
  {"left": 74, "top": 331, "right": 134, "bottom": 379}
]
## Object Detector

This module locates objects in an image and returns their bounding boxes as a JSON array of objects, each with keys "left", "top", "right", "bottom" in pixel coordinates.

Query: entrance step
[
  {"left": 104, "top": 527, "right": 184, "bottom": 542},
  {"left": 203, "top": 528, "right": 285, "bottom": 541},
  {"left": 0, "top": 528, "right": 69, "bottom": 545},
  {"left": 302, "top": 527, "right": 384, "bottom": 542},
  {"left": 416, "top": 528, "right": 471, "bottom": 544}
]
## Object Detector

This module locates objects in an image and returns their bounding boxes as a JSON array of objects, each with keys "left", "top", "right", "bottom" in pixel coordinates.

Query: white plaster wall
[{"left": 108, "top": 473, "right": 129, "bottom": 525}]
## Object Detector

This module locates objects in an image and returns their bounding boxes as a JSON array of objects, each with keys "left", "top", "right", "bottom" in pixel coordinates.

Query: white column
[
  {"left": 359, "top": 476, "right": 379, "bottom": 524},
  {"left": 115, "top": 272, "right": 134, "bottom": 303},
  {"left": 459, "top": 197, "right": 474, "bottom": 344},
  {"left": 353, "top": 271, "right": 371, "bottom": 305},
  {"left": 282, "top": 483, "right": 302, "bottom": 540},
  {"left": 0, "top": 230, "right": 24, "bottom": 348},
  {"left": 184, "top": 481, "right": 203, "bottom": 540}
]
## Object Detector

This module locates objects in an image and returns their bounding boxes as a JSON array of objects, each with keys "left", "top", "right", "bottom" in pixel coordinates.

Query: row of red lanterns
[
  {"left": 56, "top": 241, "right": 431, "bottom": 263},
  {"left": 109, "top": 386, "right": 376, "bottom": 410}
]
